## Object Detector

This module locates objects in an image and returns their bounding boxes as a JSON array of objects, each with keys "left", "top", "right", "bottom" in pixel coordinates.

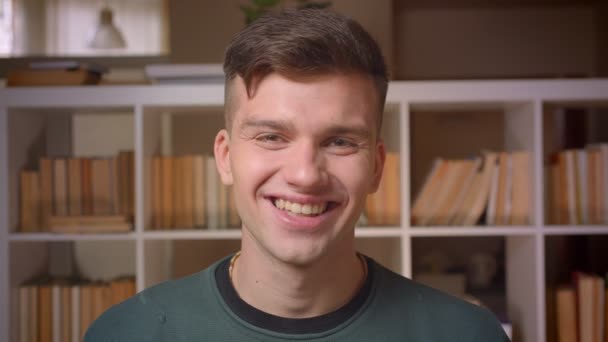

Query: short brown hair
[{"left": 223, "top": 8, "right": 388, "bottom": 133}]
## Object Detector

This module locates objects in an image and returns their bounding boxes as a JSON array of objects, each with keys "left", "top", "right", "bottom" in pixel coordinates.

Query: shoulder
[
  {"left": 84, "top": 270, "right": 210, "bottom": 342},
  {"left": 370, "top": 261, "right": 510, "bottom": 341}
]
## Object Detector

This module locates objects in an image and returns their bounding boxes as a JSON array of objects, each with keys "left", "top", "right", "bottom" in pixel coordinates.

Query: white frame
[{"left": 1, "top": 79, "right": 608, "bottom": 342}]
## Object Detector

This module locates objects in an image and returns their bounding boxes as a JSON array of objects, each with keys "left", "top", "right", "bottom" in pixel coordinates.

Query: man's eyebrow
[
  {"left": 239, "top": 118, "right": 372, "bottom": 139},
  {"left": 239, "top": 118, "right": 295, "bottom": 131},
  {"left": 325, "top": 124, "right": 372, "bottom": 139}
]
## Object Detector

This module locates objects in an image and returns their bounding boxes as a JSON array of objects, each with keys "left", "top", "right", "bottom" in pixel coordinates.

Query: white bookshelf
[{"left": 1, "top": 79, "right": 607, "bottom": 342}]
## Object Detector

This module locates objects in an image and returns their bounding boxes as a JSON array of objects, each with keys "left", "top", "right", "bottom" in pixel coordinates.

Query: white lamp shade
[{"left": 89, "top": 7, "right": 127, "bottom": 49}]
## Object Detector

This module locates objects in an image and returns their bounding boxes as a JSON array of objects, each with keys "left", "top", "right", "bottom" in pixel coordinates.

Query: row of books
[
  {"left": 555, "top": 272, "right": 607, "bottom": 342},
  {"left": 18, "top": 276, "right": 135, "bottom": 342},
  {"left": 150, "top": 155, "right": 240, "bottom": 230},
  {"left": 412, "top": 151, "right": 531, "bottom": 226},
  {"left": 364, "top": 152, "right": 401, "bottom": 225},
  {"left": 19, "top": 152, "right": 135, "bottom": 233},
  {"left": 7, "top": 61, "right": 109, "bottom": 87},
  {"left": 548, "top": 144, "right": 608, "bottom": 225}
]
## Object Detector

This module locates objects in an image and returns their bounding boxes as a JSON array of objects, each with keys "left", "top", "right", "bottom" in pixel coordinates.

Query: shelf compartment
[
  {"left": 409, "top": 101, "right": 539, "bottom": 229},
  {"left": 362, "top": 103, "right": 404, "bottom": 227},
  {"left": 544, "top": 235, "right": 608, "bottom": 342},
  {"left": 542, "top": 103, "right": 608, "bottom": 226},
  {"left": 8, "top": 240, "right": 136, "bottom": 342},
  {"left": 7, "top": 107, "right": 136, "bottom": 235},
  {"left": 141, "top": 106, "right": 228, "bottom": 231}
]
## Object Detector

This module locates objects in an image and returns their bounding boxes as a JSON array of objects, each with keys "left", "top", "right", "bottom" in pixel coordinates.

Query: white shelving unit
[{"left": 1, "top": 79, "right": 607, "bottom": 342}]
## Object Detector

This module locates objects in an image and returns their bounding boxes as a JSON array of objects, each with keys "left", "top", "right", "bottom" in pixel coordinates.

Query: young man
[{"left": 86, "top": 9, "right": 509, "bottom": 341}]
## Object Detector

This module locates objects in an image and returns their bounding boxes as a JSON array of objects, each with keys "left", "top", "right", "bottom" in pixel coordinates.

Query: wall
[
  {"left": 395, "top": 6, "right": 597, "bottom": 79},
  {"left": 168, "top": 0, "right": 395, "bottom": 74}
]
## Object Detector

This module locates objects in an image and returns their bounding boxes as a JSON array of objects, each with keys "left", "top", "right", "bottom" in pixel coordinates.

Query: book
[
  {"left": 20, "top": 171, "right": 40, "bottom": 232},
  {"left": 61, "top": 285, "right": 72, "bottom": 342},
  {"left": 7, "top": 69, "right": 103, "bottom": 87},
  {"left": 451, "top": 170, "right": 480, "bottom": 226},
  {"left": 183, "top": 156, "right": 195, "bottom": 229},
  {"left": 79, "top": 284, "right": 92, "bottom": 341},
  {"left": 91, "top": 159, "right": 112, "bottom": 215},
  {"left": 29, "top": 61, "right": 109, "bottom": 74},
  {"left": 575, "top": 150, "right": 588, "bottom": 224},
  {"left": 192, "top": 155, "right": 206, "bottom": 228},
  {"left": 486, "top": 156, "right": 500, "bottom": 225},
  {"left": 173, "top": 156, "right": 185, "bottom": 228},
  {"left": 39, "top": 284, "right": 53, "bottom": 342},
  {"left": 151, "top": 156, "right": 163, "bottom": 229},
  {"left": 18, "top": 286, "right": 29, "bottom": 342},
  {"left": 411, "top": 158, "right": 443, "bottom": 225},
  {"left": 67, "top": 158, "right": 82, "bottom": 216},
  {"left": 53, "top": 159, "right": 68, "bottom": 217},
  {"left": 439, "top": 158, "right": 479, "bottom": 226},
  {"left": 510, "top": 151, "right": 530, "bottom": 225},
  {"left": 429, "top": 160, "right": 466, "bottom": 226},
  {"left": 71, "top": 285, "right": 80, "bottom": 342},
  {"left": 40, "top": 158, "right": 54, "bottom": 229},
  {"left": 118, "top": 152, "right": 131, "bottom": 217},
  {"left": 206, "top": 156, "right": 219, "bottom": 229},
  {"left": 52, "top": 285, "right": 61, "bottom": 342},
  {"left": 81, "top": 158, "right": 93, "bottom": 216},
  {"left": 463, "top": 153, "right": 498, "bottom": 226},
  {"left": 110, "top": 157, "right": 120, "bottom": 215},
  {"left": 161, "top": 157, "right": 174, "bottom": 228},
  {"left": 556, "top": 287, "right": 578, "bottom": 342},
  {"left": 383, "top": 152, "right": 401, "bottom": 225},
  {"left": 494, "top": 152, "right": 508, "bottom": 225},
  {"left": 144, "top": 64, "right": 224, "bottom": 84},
  {"left": 48, "top": 215, "right": 131, "bottom": 234}
]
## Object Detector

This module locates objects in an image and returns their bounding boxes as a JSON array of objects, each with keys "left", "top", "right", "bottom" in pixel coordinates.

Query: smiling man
[{"left": 85, "top": 9, "right": 509, "bottom": 342}]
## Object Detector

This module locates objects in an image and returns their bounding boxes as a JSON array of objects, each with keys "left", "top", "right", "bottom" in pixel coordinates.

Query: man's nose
[{"left": 283, "top": 142, "right": 328, "bottom": 190}]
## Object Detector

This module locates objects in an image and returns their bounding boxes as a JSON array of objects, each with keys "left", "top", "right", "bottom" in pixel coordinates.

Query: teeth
[{"left": 273, "top": 199, "right": 329, "bottom": 216}]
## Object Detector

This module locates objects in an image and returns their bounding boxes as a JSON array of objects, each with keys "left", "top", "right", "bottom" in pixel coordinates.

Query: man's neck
[{"left": 230, "top": 245, "right": 366, "bottom": 319}]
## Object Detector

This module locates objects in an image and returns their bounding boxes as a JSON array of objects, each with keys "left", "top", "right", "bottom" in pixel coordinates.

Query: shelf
[
  {"left": 355, "top": 227, "right": 402, "bottom": 237},
  {"left": 4, "top": 80, "right": 608, "bottom": 342},
  {"left": 541, "top": 226, "right": 608, "bottom": 235},
  {"left": 144, "top": 229, "right": 241, "bottom": 240},
  {"left": 142, "top": 227, "right": 403, "bottom": 240},
  {"left": 409, "top": 227, "right": 538, "bottom": 237},
  {"left": 9, "top": 232, "right": 136, "bottom": 241}
]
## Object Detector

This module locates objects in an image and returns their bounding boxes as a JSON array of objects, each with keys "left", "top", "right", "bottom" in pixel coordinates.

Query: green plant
[{"left": 240, "top": 0, "right": 332, "bottom": 25}]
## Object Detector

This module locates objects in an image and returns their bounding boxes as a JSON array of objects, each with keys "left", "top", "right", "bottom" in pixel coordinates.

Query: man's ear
[
  {"left": 214, "top": 129, "right": 233, "bottom": 185},
  {"left": 369, "top": 139, "right": 386, "bottom": 194}
]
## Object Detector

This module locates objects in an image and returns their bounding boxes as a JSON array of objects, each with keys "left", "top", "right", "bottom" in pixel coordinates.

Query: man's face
[{"left": 215, "top": 72, "right": 385, "bottom": 266}]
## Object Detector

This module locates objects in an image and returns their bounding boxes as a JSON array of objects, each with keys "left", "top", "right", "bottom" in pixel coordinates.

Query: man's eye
[
  {"left": 254, "top": 134, "right": 288, "bottom": 149},
  {"left": 329, "top": 137, "right": 357, "bottom": 148},
  {"left": 257, "top": 134, "right": 282, "bottom": 142}
]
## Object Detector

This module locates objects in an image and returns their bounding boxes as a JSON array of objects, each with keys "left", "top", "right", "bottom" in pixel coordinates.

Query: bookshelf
[{"left": 1, "top": 79, "right": 607, "bottom": 342}]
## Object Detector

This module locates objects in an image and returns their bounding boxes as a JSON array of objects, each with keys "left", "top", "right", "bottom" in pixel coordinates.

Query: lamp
[{"left": 88, "top": 6, "right": 126, "bottom": 49}]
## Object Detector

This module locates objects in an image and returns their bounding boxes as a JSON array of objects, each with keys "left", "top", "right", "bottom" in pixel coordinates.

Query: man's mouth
[{"left": 271, "top": 198, "right": 334, "bottom": 217}]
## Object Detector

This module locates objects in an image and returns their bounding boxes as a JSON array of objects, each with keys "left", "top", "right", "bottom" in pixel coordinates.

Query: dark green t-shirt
[{"left": 85, "top": 255, "right": 510, "bottom": 341}]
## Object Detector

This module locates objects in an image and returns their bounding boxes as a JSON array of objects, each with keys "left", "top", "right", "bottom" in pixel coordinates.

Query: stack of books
[
  {"left": 7, "top": 61, "right": 109, "bottom": 87},
  {"left": 144, "top": 64, "right": 224, "bottom": 84},
  {"left": 547, "top": 144, "right": 608, "bottom": 225},
  {"left": 18, "top": 276, "right": 135, "bottom": 342},
  {"left": 365, "top": 152, "right": 400, "bottom": 226},
  {"left": 411, "top": 151, "right": 531, "bottom": 226},
  {"left": 555, "top": 272, "right": 607, "bottom": 342},
  {"left": 19, "top": 152, "right": 134, "bottom": 233},
  {"left": 150, "top": 155, "right": 240, "bottom": 230}
]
